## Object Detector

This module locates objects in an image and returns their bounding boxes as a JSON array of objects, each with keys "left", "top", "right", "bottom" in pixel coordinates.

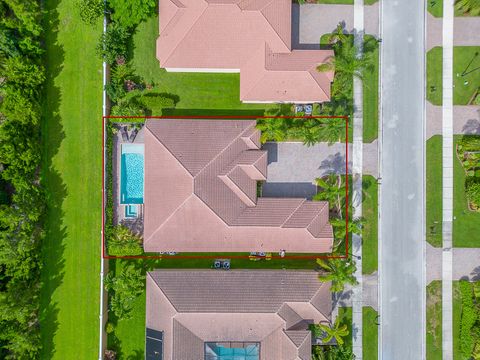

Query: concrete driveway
[
  {"left": 262, "top": 141, "right": 377, "bottom": 198},
  {"left": 292, "top": 3, "right": 379, "bottom": 49}
]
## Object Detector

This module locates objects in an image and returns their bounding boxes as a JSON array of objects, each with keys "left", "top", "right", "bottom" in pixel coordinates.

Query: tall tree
[
  {"left": 316, "top": 258, "right": 357, "bottom": 293},
  {"left": 314, "top": 174, "right": 346, "bottom": 218},
  {"left": 108, "top": 0, "right": 156, "bottom": 29},
  {"left": 311, "top": 316, "right": 350, "bottom": 345}
]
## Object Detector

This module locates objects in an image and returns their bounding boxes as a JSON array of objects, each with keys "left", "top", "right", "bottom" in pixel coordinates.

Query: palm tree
[
  {"left": 330, "top": 217, "right": 364, "bottom": 250},
  {"left": 317, "top": 117, "right": 346, "bottom": 144},
  {"left": 317, "top": 39, "right": 374, "bottom": 83},
  {"left": 316, "top": 258, "right": 357, "bottom": 293},
  {"left": 256, "top": 117, "right": 287, "bottom": 143},
  {"left": 311, "top": 317, "right": 349, "bottom": 345},
  {"left": 455, "top": 0, "right": 480, "bottom": 15},
  {"left": 327, "top": 23, "right": 349, "bottom": 45},
  {"left": 300, "top": 126, "right": 321, "bottom": 147},
  {"left": 314, "top": 174, "right": 346, "bottom": 218}
]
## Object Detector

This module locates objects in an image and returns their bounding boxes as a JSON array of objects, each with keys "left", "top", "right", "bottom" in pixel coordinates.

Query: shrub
[
  {"left": 466, "top": 177, "right": 480, "bottom": 209},
  {"left": 105, "top": 322, "right": 115, "bottom": 334},
  {"left": 111, "top": 99, "right": 145, "bottom": 116},
  {"left": 96, "top": 23, "right": 130, "bottom": 65},
  {"left": 107, "top": 225, "right": 143, "bottom": 256},
  {"left": 108, "top": 0, "right": 156, "bottom": 29},
  {"left": 460, "top": 281, "right": 477, "bottom": 358},
  {"left": 78, "top": 0, "right": 104, "bottom": 25},
  {"left": 104, "top": 265, "right": 145, "bottom": 319}
]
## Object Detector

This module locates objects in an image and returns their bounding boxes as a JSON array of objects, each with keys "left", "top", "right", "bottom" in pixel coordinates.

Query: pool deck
[{"left": 112, "top": 124, "right": 145, "bottom": 235}]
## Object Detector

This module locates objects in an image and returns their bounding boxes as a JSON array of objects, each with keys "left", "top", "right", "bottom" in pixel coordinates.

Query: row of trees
[
  {"left": 0, "top": 0, "right": 46, "bottom": 358},
  {"left": 257, "top": 24, "right": 377, "bottom": 147},
  {"left": 80, "top": 0, "right": 176, "bottom": 116}
]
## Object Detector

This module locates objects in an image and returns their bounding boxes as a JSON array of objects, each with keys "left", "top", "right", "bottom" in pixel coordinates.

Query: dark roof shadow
[{"left": 262, "top": 182, "right": 317, "bottom": 199}]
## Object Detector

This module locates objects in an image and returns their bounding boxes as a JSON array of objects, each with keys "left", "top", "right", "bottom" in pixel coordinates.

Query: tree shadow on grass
[{"left": 38, "top": 1, "right": 67, "bottom": 358}]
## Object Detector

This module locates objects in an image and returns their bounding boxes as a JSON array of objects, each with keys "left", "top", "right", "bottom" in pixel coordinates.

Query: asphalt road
[{"left": 379, "top": 1, "right": 425, "bottom": 359}]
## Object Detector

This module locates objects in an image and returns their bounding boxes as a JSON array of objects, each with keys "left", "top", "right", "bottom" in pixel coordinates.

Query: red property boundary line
[{"left": 102, "top": 115, "right": 349, "bottom": 260}]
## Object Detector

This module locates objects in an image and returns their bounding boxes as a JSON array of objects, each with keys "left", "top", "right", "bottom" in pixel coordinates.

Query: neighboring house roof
[
  {"left": 143, "top": 119, "right": 333, "bottom": 253},
  {"left": 156, "top": 0, "right": 335, "bottom": 103},
  {"left": 146, "top": 270, "right": 332, "bottom": 360}
]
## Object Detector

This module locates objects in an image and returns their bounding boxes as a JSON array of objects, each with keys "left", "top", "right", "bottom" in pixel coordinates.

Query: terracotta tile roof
[
  {"left": 157, "top": 0, "right": 334, "bottom": 102},
  {"left": 146, "top": 270, "right": 332, "bottom": 360},
  {"left": 144, "top": 119, "right": 333, "bottom": 253}
]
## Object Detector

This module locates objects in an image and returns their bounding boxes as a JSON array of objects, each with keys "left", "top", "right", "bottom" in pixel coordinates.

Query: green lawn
[
  {"left": 427, "top": 0, "right": 480, "bottom": 17},
  {"left": 363, "top": 307, "right": 378, "bottom": 360},
  {"left": 131, "top": 16, "right": 268, "bottom": 114},
  {"left": 427, "top": 281, "right": 442, "bottom": 360},
  {"left": 427, "top": 47, "right": 443, "bottom": 105},
  {"left": 428, "top": 0, "right": 443, "bottom": 17},
  {"left": 453, "top": 136, "right": 480, "bottom": 247},
  {"left": 363, "top": 35, "right": 379, "bottom": 143},
  {"left": 338, "top": 307, "right": 353, "bottom": 350},
  {"left": 39, "top": 0, "right": 102, "bottom": 359},
  {"left": 427, "top": 46, "right": 480, "bottom": 105},
  {"left": 362, "top": 175, "right": 378, "bottom": 274},
  {"left": 106, "top": 260, "right": 146, "bottom": 359},
  {"left": 427, "top": 136, "right": 443, "bottom": 247}
]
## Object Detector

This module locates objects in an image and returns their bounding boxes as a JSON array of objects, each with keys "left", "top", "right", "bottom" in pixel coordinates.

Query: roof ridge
[
  {"left": 308, "top": 68, "right": 330, "bottom": 99},
  {"left": 306, "top": 201, "right": 328, "bottom": 228},
  {"left": 145, "top": 122, "right": 196, "bottom": 176},
  {"left": 260, "top": 0, "right": 290, "bottom": 51},
  {"left": 144, "top": 194, "right": 195, "bottom": 245},
  {"left": 194, "top": 121, "right": 257, "bottom": 179},
  {"left": 309, "top": 282, "right": 331, "bottom": 318},
  {"left": 149, "top": 272, "right": 181, "bottom": 313},
  {"left": 281, "top": 199, "right": 307, "bottom": 227},
  {"left": 161, "top": 1, "right": 209, "bottom": 66}
]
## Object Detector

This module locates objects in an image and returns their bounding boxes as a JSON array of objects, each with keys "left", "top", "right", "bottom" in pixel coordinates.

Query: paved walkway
[
  {"left": 262, "top": 141, "right": 378, "bottom": 198},
  {"left": 427, "top": 12, "right": 480, "bottom": 50},
  {"left": 293, "top": 2, "right": 379, "bottom": 49},
  {"left": 427, "top": 103, "right": 480, "bottom": 139},
  {"left": 351, "top": 0, "right": 365, "bottom": 358},
  {"left": 441, "top": 0, "right": 454, "bottom": 358},
  {"left": 427, "top": 243, "right": 480, "bottom": 283}
]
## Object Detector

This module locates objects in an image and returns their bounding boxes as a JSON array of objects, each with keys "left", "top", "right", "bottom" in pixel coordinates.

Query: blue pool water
[
  {"left": 121, "top": 144, "right": 144, "bottom": 204},
  {"left": 205, "top": 343, "right": 259, "bottom": 360}
]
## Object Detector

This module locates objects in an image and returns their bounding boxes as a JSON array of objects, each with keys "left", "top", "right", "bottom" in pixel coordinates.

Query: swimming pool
[
  {"left": 204, "top": 342, "right": 259, "bottom": 360},
  {"left": 120, "top": 143, "right": 144, "bottom": 204}
]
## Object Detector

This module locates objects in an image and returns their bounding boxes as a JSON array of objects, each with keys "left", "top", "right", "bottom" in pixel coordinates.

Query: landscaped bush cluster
[
  {"left": 108, "top": 225, "right": 143, "bottom": 256},
  {"left": 459, "top": 281, "right": 480, "bottom": 359},
  {"left": 258, "top": 25, "right": 377, "bottom": 146},
  {"left": 457, "top": 136, "right": 480, "bottom": 210},
  {"left": 104, "top": 264, "right": 145, "bottom": 319},
  {"left": 0, "top": 1, "right": 46, "bottom": 358},
  {"left": 79, "top": 0, "right": 177, "bottom": 115}
]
